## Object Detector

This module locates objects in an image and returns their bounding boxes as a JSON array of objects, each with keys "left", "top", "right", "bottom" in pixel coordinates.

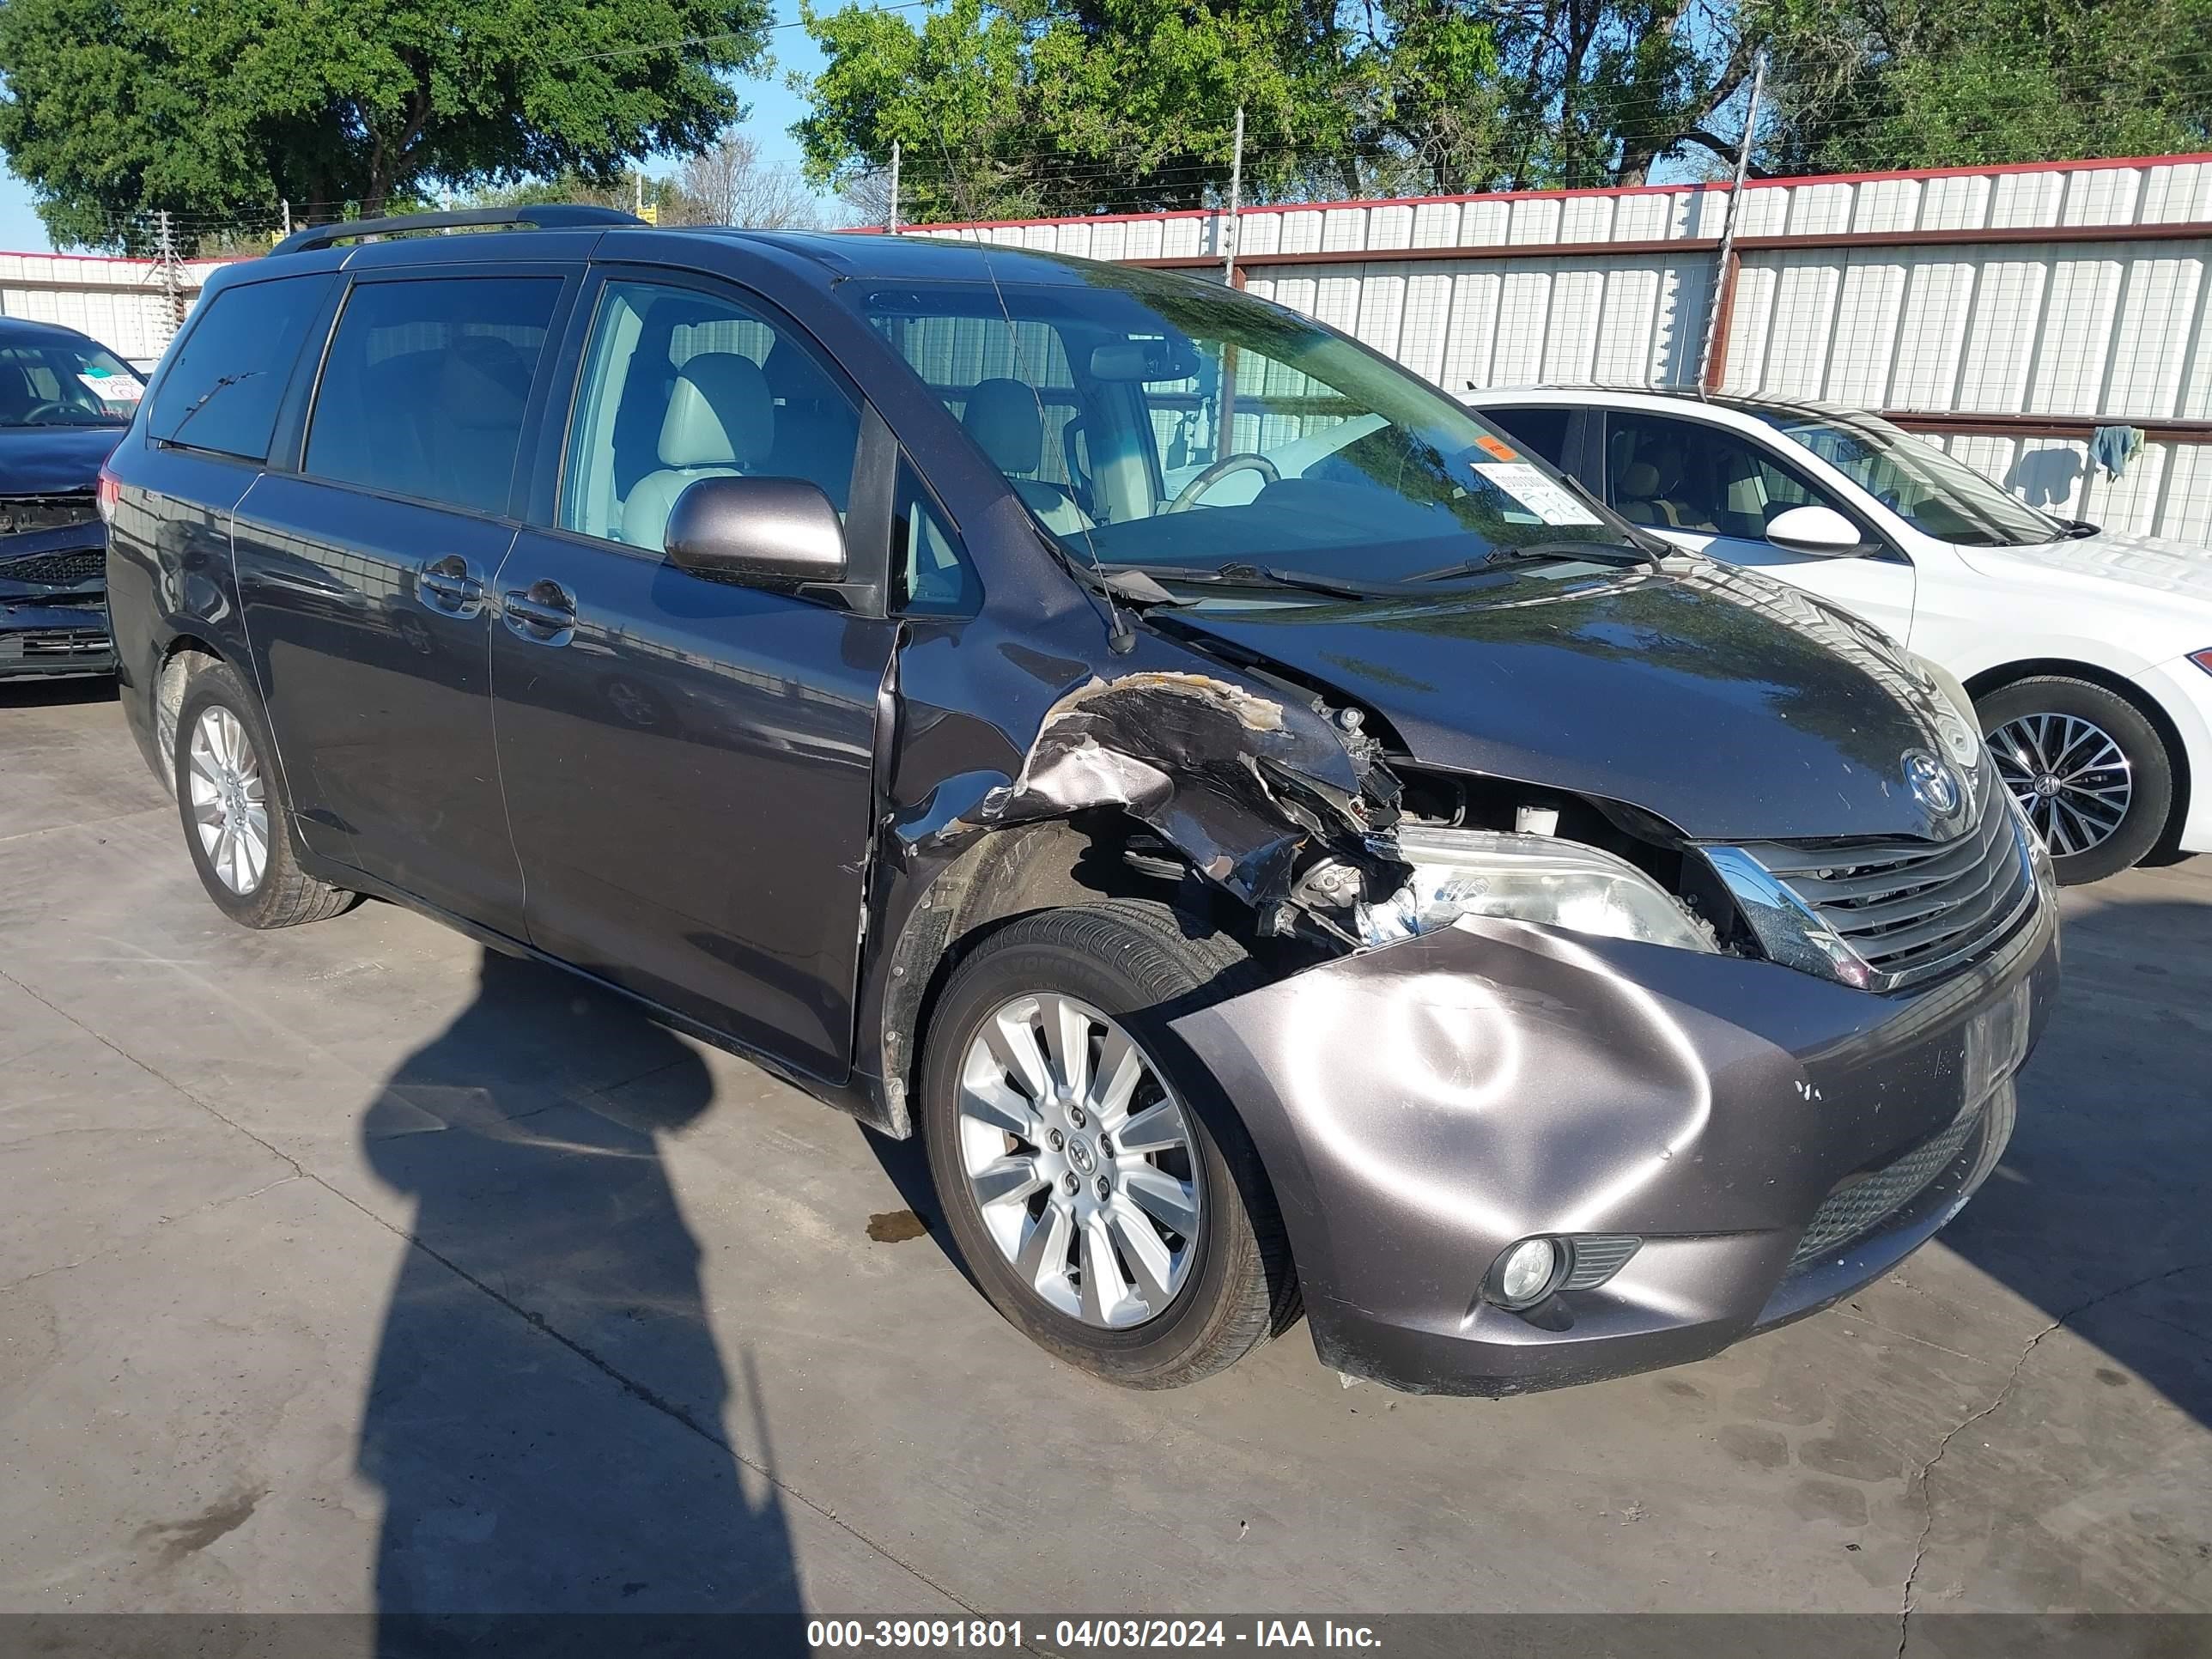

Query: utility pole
[
  {"left": 154, "top": 210, "right": 184, "bottom": 344},
  {"left": 887, "top": 141, "right": 901, "bottom": 234},
  {"left": 280, "top": 198, "right": 291, "bottom": 240},
  {"left": 1222, "top": 106, "right": 1245, "bottom": 284},
  {"left": 1696, "top": 52, "right": 1765, "bottom": 398},
  {"left": 634, "top": 168, "right": 645, "bottom": 216}
]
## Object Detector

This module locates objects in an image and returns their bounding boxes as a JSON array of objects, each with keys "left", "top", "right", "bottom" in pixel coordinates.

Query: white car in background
[{"left": 1466, "top": 386, "right": 2212, "bottom": 884}]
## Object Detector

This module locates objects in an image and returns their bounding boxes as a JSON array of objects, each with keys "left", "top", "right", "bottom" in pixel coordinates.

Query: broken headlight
[{"left": 1358, "top": 825, "right": 1716, "bottom": 953}]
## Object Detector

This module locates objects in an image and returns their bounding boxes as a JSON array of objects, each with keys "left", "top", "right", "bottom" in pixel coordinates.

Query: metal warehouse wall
[
  {"left": 0, "top": 252, "right": 226, "bottom": 366},
  {"left": 909, "top": 155, "right": 2212, "bottom": 544}
]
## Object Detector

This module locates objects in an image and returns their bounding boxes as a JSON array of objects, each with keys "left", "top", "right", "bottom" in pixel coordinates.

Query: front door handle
[
  {"left": 416, "top": 555, "right": 484, "bottom": 617},
  {"left": 501, "top": 578, "right": 577, "bottom": 645}
]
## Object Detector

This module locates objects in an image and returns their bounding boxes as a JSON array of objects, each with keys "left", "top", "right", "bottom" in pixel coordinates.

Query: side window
[
  {"left": 148, "top": 274, "right": 333, "bottom": 460},
  {"left": 305, "top": 276, "right": 559, "bottom": 515},
  {"left": 870, "top": 312, "right": 1091, "bottom": 526},
  {"left": 1481, "top": 405, "right": 1571, "bottom": 467},
  {"left": 893, "top": 461, "right": 980, "bottom": 615},
  {"left": 1604, "top": 411, "right": 1831, "bottom": 541},
  {"left": 562, "top": 279, "right": 860, "bottom": 553}
]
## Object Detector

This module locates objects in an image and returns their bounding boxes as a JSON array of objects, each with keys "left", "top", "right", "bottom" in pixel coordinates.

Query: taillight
[{"left": 95, "top": 467, "right": 118, "bottom": 524}]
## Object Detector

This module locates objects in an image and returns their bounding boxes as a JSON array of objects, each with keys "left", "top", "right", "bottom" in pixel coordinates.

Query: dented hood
[{"left": 1158, "top": 562, "right": 1971, "bottom": 843}]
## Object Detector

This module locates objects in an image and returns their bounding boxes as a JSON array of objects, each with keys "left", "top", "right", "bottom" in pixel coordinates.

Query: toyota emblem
[{"left": 1904, "top": 750, "right": 1962, "bottom": 817}]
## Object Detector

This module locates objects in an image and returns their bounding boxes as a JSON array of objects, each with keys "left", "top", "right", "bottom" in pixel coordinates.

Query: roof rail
[{"left": 270, "top": 204, "right": 643, "bottom": 258}]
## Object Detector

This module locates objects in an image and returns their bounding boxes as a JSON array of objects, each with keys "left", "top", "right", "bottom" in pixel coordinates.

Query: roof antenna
[{"left": 930, "top": 133, "right": 1137, "bottom": 654}]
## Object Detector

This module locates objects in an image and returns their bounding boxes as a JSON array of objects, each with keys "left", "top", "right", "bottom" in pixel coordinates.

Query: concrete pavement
[{"left": 3, "top": 678, "right": 2208, "bottom": 1626}]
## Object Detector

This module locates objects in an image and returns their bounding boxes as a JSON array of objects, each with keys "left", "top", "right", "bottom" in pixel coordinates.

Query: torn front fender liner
[
  {"left": 968, "top": 670, "right": 1395, "bottom": 908},
  {"left": 1166, "top": 908, "right": 2057, "bottom": 1394}
]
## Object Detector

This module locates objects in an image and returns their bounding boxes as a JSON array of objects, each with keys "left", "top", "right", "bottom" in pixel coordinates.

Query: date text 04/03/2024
[{"left": 806, "top": 1619, "right": 1382, "bottom": 1650}]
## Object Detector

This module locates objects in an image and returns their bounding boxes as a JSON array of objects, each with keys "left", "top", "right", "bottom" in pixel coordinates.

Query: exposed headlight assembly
[{"left": 1358, "top": 825, "right": 1716, "bottom": 952}]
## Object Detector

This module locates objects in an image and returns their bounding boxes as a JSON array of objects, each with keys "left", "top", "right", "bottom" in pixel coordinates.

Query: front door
[
  {"left": 490, "top": 273, "right": 892, "bottom": 1080},
  {"left": 1598, "top": 409, "right": 1917, "bottom": 645},
  {"left": 232, "top": 269, "right": 570, "bottom": 934}
]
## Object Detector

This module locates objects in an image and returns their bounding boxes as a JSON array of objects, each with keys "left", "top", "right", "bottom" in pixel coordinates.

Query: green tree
[
  {"left": 796, "top": 0, "right": 1805, "bottom": 215},
  {"left": 0, "top": 0, "right": 772, "bottom": 252},
  {"left": 1759, "top": 0, "right": 2211, "bottom": 173},
  {"left": 795, "top": 0, "right": 1389, "bottom": 221}
]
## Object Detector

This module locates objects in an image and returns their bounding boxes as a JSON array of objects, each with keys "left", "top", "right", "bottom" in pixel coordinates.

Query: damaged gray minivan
[{"left": 105, "top": 207, "right": 2058, "bottom": 1394}]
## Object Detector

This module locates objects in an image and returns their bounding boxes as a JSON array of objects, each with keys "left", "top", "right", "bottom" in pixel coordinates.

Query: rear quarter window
[
  {"left": 303, "top": 276, "right": 561, "bottom": 517},
  {"left": 147, "top": 274, "right": 335, "bottom": 460}
]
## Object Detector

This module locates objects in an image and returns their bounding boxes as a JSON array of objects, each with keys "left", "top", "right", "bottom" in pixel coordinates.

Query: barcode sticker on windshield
[{"left": 1473, "top": 462, "right": 1601, "bottom": 526}]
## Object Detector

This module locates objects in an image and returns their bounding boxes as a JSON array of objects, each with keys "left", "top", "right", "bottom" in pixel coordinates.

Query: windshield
[
  {"left": 0, "top": 335, "right": 143, "bottom": 428},
  {"left": 1758, "top": 408, "right": 2063, "bottom": 547},
  {"left": 851, "top": 268, "right": 1639, "bottom": 586}
]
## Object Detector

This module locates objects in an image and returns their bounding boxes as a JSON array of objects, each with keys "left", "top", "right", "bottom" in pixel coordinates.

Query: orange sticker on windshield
[{"left": 1474, "top": 434, "right": 1519, "bottom": 461}]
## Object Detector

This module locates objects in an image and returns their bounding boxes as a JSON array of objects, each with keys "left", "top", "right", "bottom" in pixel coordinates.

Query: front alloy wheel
[
  {"left": 920, "top": 900, "right": 1296, "bottom": 1388},
  {"left": 1975, "top": 674, "right": 2173, "bottom": 885},
  {"left": 187, "top": 705, "right": 270, "bottom": 895},
  {"left": 1990, "top": 712, "right": 2131, "bottom": 859},
  {"left": 957, "top": 992, "right": 1201, "bottom": 1329}
]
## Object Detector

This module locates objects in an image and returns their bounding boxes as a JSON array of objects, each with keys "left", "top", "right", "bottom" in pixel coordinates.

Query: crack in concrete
[
  {"left": 0, "top": 961, "right": 984, "bottom": 1622},
  {"left": 1896, "top": 1257, "right": 2212, "bottom": 1657},
  {"left": 0, "top": 1172, "right": 302, "bottom": 1296}
]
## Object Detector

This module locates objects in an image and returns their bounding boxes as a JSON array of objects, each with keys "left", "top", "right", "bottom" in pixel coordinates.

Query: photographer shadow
[{"left": 356, "top": 948, "right": 806, "bottom": 1654}]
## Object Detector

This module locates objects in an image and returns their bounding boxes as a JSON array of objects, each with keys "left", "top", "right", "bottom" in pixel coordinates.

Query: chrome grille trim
[{"left": 1711, "top": 773, "right": 2041, "bottom": 994}]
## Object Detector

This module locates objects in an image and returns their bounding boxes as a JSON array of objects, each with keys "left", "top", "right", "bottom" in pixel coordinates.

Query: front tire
[
  {"left": 173, "top": 662, "right": 354, "bottom": 928},
  {"left": 920, "top": 900, "right": 1295, "bottom": 1389},
  {"left": 1977, "top": 676, "right": 2172, "bottom": 885}
]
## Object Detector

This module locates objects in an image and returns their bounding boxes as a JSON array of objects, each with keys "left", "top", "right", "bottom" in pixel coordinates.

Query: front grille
[
  {"left": 0, "top": 493, "right": 99, "bottom": 538},
  {"left": 1788, "top": 1104, "right": 1982, "bottom": 1273},
  {"left": 1720, "top": 777, "right": 2038, "bottom": 993},
  {"left": 22, "top": 629, "right": 111, "bottom": 655},
  {"left": 0, "top": 548, "right": 104, "bottom": 586}
]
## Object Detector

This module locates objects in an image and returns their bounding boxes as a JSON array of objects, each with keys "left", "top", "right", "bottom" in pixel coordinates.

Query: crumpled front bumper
[
  {"left": 1170, "top": 896, "right": 2058, "bottom": 1395},
  {"left": 0, "top": 595, "right": 114, "bottom": 678}
]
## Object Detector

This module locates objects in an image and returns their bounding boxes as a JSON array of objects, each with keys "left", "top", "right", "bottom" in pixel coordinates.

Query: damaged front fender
[{"left": 963, "top": 667, "right": 1400, "bottom": 912}]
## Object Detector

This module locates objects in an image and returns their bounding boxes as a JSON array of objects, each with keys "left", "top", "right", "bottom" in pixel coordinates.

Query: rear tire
[
  {"left": 920, "top": 899, "right": 1296, "bottom": 1389},
  {"left": 173, "top": 662, "right": 354, "bottom": 928},
  {"left": 1977, "top": 676, "right": 2172, "bottom": 886}
]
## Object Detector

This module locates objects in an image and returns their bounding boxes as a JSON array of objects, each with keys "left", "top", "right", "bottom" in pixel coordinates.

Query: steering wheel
[
  {"left": 1165, "top": 452, "right": 1279, "bottom": 514},
  {"left": 18, "top": 401, "right": 74, "bottom": 424}
]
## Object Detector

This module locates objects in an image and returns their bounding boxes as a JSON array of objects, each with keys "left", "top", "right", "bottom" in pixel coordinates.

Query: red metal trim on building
[
  {"left": 872, "top": 151, "right": 2212, "bottom": 237},
  {"left": 1109, "top": 217, "right": 2210, "bottom": 271}
]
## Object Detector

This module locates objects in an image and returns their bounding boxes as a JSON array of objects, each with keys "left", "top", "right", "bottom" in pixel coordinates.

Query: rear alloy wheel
[
  {"left": 173, "top": 661, "right": 355, "bottom": 928},
  {"left": 187, "top": 706, "right": 270, "bottom": 896},
  {"left": 921, "top": 900, "right": 1296, "bottom": 1388},
  {"left": 1977, "top": 675, "right": 2172, "bottom": 885}
]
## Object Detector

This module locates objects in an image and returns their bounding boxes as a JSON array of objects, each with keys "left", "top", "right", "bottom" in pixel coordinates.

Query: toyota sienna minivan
[{"left": 103, "top": 206, "right": 2058, "bottom": 1395}]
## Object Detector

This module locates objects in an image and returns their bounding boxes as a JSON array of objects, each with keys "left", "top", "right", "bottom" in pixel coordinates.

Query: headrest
[
  {"left": 962, "top": 378, "right": 1043, "bottom": 477},
  {"left": 1618, "top": 460, "right": 1661, "bottom": 497},
  {"left": 659, "top": 352, "right": 773, "bottom": 469}
]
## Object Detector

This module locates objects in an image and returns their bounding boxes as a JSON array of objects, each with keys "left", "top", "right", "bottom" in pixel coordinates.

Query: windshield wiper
[
  {"left": 1114, "top": 561, "right": 1388, "bottom": 599},
  {"left": 1405, "top": 538, "right": 1663, "bottom": 581}
]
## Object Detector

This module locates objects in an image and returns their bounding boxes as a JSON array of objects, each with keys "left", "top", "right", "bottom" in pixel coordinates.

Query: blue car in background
[{"left": 0, "top": 314, "right": 145, "bottom": 679}]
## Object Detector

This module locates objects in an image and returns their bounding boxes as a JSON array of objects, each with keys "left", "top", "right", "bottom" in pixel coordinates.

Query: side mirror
[
  {"left": 664, "top": 476, "right": 847, "bottom": 587},
  {"left": 1765, "top": 503, "right": 1875, "bottom": 557}
]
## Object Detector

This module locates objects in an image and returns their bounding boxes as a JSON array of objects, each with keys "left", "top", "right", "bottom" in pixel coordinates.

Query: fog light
[{"left": 1489, "top": 1237, "right": 1563, "bottom": 1309}]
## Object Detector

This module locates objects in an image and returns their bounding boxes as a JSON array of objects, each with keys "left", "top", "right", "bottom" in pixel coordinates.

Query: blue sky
[{"left": 0, "top": 12, "right": 835, "bottom": 252}]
